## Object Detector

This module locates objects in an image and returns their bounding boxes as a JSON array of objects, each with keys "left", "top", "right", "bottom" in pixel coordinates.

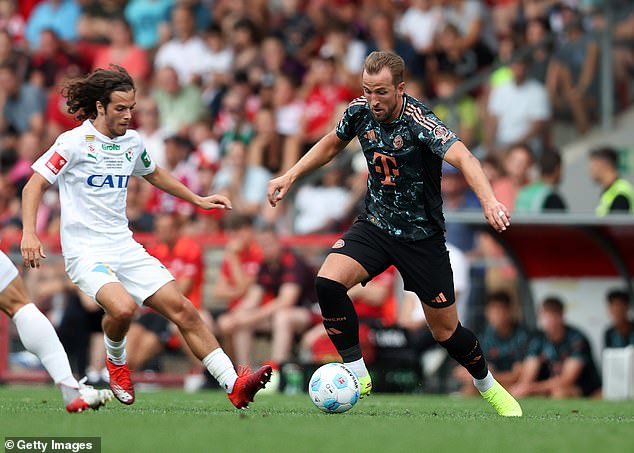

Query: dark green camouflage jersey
[{"left": 336, "top": 93, "right": 460, "bottom": 241}]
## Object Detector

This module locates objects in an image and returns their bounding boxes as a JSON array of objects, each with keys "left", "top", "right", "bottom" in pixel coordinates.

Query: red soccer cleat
[
  {"left": 105, "top": 357, "right": 135, "bottom": 405},
  {"left": 228, "top": 365, "right": 273, "bottom": 409}
]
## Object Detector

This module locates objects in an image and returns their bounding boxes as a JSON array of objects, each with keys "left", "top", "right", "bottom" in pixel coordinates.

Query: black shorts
[{"left": 330, "top": 219, "right": 455, "bottom": 308}]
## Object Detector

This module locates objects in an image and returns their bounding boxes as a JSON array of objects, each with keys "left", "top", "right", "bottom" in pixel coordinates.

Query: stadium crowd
[{"left": 1, "top": 0, "right": 634, "bottom": 396}]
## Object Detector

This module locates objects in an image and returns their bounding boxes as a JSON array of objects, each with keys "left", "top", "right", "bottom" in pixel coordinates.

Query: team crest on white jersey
[
  {"left": 87, "top": 144, "right": 97, "bottom": 161},
  {"left": 125, "top": 148, "right": 134, "bottom": 162}
]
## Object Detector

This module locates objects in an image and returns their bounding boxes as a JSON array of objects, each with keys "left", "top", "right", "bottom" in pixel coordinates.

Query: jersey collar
[{"left": 85, "top": 119, "right": 123, "bottom": 143}]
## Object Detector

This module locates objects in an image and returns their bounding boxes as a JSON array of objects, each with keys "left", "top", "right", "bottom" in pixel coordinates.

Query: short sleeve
[
  {"left": 416, "top": 110, "right": 459, "bottom": 159},
  {"left": 526, "top": 334, "right": 543, "bottom": 358},
  {"left": 31, "top": 134, "right": 76, "bottom": 184},
  {"left": 132, "top": 135, "right": 156, "bottom": 176},
  {"left": 336, "top": 97, "right": 366, "bottom": 141},
  {"left": 528, "top": 84, "right": 550, "bottom": 120},
  {"left": 569, "top": 335, "right": 590, "bottom": 364}
]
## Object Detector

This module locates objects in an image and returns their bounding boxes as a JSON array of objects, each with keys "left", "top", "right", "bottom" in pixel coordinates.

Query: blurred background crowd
[{"left": 1, "top": 0, "right": 633, "bottom": 396}]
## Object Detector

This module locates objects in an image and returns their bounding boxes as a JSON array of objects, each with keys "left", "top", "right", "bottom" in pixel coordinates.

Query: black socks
[
  {"left": 315, "top": 276, "right": 362, "bottom": 362},
  {"left": 438, "top": 322, "right": 488, "bottom": 380}
]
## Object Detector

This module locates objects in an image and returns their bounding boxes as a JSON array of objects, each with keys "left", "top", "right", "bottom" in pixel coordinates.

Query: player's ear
[
  {"left": 96, "top": 101, "right": 105, "bottom": 116},
  {"left": 396, "top": 81, "right": 405, "bottom": 96}
]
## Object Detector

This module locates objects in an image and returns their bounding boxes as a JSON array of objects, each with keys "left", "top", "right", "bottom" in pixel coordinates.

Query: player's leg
[
  {"left": 145, "top": 282, "right": 271, "bottom": 408},
  {"left": 396, "top": 235, "right": 521, "bottom": 416},
  {"left": 316, "top": 224, "right": 391, "bottom": 397},
  {"left": 0, "top": 259, "right": 112, "bottom": 412},
  {"left": 95, "top": 282, "right": 139, "bottom": 404}
]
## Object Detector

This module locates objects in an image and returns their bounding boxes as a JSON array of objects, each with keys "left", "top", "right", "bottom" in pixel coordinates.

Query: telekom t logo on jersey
[{"left": 373, "top": 152, "right": 399, "bottom": 186}]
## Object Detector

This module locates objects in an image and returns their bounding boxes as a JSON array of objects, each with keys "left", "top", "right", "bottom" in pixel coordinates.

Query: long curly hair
[{"left": 62, "top": 65, "right": 135, "bottom": 121}]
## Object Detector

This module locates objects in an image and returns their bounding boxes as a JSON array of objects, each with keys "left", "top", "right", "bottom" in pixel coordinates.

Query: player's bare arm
[
  {"left": 267, "top": 130, "right": 350, "bottom": 207},
  {"left": 443, "top": 141, "right": 511, "bottom": 232},
  {"left": 20, "top": 173, "right": 51, "bottom": 268},
  {"left": 143, "top": 166, "right": 232, "bottom": 210}
]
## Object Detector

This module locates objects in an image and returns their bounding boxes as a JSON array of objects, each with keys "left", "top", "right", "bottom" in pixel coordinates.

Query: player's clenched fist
[
  {"left": 20, "top": 232, "right": 46, "bottom": 268},
  {"left": 483, "top": 200, "right": 511, "bottom": 232}
]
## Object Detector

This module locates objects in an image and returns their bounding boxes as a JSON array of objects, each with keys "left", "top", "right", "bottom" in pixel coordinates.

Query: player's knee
[
  {"left": 2, "top": 298, "right": 27, "bottom": 318},
  {"left": 429, "top": 321, "right": 458, "bottom": 343},
  {"left": 108, "top": 302, "right": 137, "bottom": 324},
  {"left": 315, "top": 276, "right": 347, "bottom": 311},
  {"left": 171, "top": 299, "right": 201, "bottom": 330}
]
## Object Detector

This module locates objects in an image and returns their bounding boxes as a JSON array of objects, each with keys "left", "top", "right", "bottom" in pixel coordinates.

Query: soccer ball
[{"left": 308, "top": 363, "right": 360, "bottom": 413}]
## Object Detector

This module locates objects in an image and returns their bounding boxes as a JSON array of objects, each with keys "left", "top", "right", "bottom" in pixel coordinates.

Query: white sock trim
[
  {"left": 473, "top": 370, "right": 495, "bottom": 393},
  {"left": 203, "top": 348, "right": 238, "bottom": 393},
  {"left": 104, "top": 334, "right": 127, "bottom": 365},
  {"left": 344, "top": 357, "right": 368, "bottom": 379}
]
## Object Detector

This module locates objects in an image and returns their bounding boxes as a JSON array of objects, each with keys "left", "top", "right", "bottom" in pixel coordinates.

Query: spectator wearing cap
[
  {"left": 152, "top": 65, "right": 206, "bottom": 134},
  {"left": 589, "top": 147, "right": 634, "bottom": 215},
  {"left": 515, "top": 149, "right": 566, "bottom": 212}
]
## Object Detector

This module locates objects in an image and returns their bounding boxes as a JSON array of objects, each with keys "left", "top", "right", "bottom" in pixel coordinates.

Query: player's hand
[
  {"left": 267, "top": 174, "right": 293, "bottom": 207},
  {"left": 196, "top": 194, "right": 232, "bottom": 211},
  {"left": 20, "top": 232, "right": 46, "bottom": 268},
  {"left": 483, "top": 200, "right": 511, "bottom": 232}
]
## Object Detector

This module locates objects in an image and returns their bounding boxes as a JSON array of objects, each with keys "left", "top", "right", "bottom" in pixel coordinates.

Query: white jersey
[{"left": 32, "top": 120, "right": 156, "bottom": 258}]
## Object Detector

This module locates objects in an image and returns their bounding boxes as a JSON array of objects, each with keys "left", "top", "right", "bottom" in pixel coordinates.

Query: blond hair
[{"left": 363, "top": 51, "right": 405, "bottom": 86}]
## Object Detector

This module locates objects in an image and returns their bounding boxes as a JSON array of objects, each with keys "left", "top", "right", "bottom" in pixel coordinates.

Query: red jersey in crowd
[
  {"left": 221, "top": 243, "right": 263, "bottom": 310},
  {"left": 147, "top": 237, "right": 204, "bottom": 309},
  {"left": 257, "top": 248, "right": 316, "bottom": 308}
]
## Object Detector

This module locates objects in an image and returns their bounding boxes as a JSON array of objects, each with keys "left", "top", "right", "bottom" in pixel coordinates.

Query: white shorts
[
  {"left": 64, "top": 241, "right": 174, "bottom": 306},
  {"left": 0, "top": 251, "right": 19, "bottom": 292}
]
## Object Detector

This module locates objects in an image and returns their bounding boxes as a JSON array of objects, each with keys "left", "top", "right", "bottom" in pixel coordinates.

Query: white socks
[
  {"left": 202, "top": 348, "right": 238, "bottom": 393},
  {"left": 344, "top": 357, "right": 369, "bottom": 379},
  {"left": 473, "top": 370, "right": 495, "bottom": 393},
  {"left": 104, "top": 334, "right": 127, "bottom": 365},
  {"left": 12, "top": 303, "right": 78, "bottom": 389}
]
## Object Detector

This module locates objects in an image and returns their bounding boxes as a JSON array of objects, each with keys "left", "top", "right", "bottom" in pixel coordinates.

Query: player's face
[
  {"left": 98, "top": 90, "right": 136, "bottom": 138},
  {"left": 362, "top": 67, "right": 404, "bottom": 123}
]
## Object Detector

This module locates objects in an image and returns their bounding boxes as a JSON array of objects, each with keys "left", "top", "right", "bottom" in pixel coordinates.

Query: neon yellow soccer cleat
[
  {"left": 480, "top": 381, "right": 523, "bottom": 417},
  {"left": 358, "top": 374, "right": 372, "bottom": 399}
]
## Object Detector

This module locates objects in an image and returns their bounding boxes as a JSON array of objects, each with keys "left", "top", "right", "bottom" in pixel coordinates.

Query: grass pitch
[{"left": 0, "top": 385, "right": 632, "bottom": 453}]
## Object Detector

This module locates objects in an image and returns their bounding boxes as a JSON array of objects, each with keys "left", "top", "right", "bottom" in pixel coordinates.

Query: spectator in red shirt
[
  {"left": 217, "top": 225, "right": 317, "bottom": 377},
  {"left": 212, "top": 214, "right": 262, "bottom": 313},
  {"left": 299, "top": 55, "right": 353, "bottom": 149},
  {"left": 126, "top": 213, "right": 210, "bottom": 372}
]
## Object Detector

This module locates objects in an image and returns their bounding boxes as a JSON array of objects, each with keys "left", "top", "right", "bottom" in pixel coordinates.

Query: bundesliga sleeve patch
[{"left": 45, "top": 151, "right": 67, "bottom": 175}]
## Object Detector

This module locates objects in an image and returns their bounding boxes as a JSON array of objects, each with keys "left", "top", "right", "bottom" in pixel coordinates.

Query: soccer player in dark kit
[{"left": 268, "top": 51, "right": 522, "bottom": 416}]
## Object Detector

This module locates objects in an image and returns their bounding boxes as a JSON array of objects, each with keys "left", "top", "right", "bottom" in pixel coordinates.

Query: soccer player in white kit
[
  {"left": 0, "top": 250, "right": 113, "bottom": 412},
  {"left": 20, "top": 66, "right": 271, "bottom": 408}
]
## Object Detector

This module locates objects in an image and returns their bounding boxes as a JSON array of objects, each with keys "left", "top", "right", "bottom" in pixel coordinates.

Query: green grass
[{"left": 0, "top": 386, "right": 633, "bottom": 453}]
